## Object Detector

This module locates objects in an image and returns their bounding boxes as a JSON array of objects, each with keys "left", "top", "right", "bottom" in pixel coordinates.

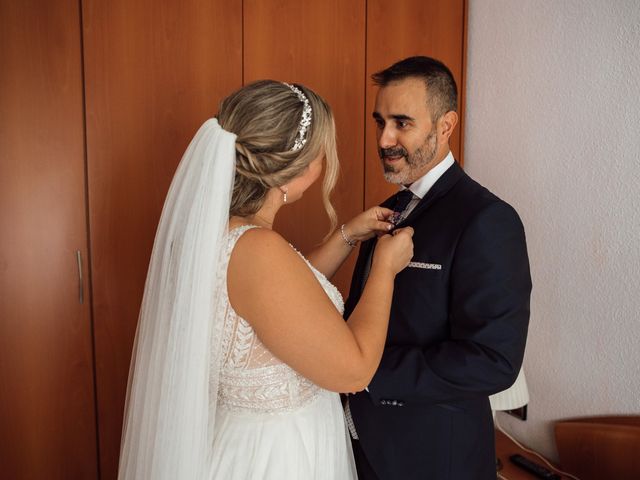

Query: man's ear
[{"left": 438, "top": 111, "right": 458, "bottom": 142}]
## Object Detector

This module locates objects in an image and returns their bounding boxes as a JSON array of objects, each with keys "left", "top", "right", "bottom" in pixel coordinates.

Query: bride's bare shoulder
[
  {"left": 227, "top": 227, "right": 321, "bottom": 321},
  {"left": 229, "top": 227, "right": 301, "bottom": 272}
]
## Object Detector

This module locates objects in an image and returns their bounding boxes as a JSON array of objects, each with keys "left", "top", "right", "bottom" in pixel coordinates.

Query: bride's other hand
[
  {"left": 373, "top": 227, "right": 414, "bottom": 274},
  {"left": 343, "top": 207, "right": 395, "bottom": 242}
]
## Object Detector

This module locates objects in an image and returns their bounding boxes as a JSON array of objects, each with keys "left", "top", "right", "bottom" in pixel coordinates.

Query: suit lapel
[
  {"left": 355, "top": 238, "right": 376, "bottom": 297},
  {"left": 352, "top": 162, "right": 465, "bottom": 299},
  {"left": 396, "top": 161, "right": 465, "bottom": 228}
]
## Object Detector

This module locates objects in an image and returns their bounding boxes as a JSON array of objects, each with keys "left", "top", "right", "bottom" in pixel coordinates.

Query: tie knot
[{"left": 393, "top": 189, "right": 414, "bottom": 213}]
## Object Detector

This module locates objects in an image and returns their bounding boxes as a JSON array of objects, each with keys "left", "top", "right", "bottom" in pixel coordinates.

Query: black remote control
[{"left": 509, "top": 454, "right": 561, "bottom": 479}]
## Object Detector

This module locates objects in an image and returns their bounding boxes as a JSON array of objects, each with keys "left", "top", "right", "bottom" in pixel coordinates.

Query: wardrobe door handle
[{"left": 76, "top": 250, "right": 84, "bottom": 304}]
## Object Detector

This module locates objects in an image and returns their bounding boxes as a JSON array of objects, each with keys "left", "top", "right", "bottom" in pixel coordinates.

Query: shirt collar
[{"left": 401, "top": 151, "right": 455, "bottom": 199}]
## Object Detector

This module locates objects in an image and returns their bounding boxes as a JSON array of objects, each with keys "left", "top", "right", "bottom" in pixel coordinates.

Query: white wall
[{"left": 464, "top": 0, "right": 640, "bottom": 460}]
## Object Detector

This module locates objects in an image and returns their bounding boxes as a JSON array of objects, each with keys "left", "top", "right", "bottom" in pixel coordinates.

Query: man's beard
[{"left": 380, "top": 128, "right": 437, "bottom": 185}]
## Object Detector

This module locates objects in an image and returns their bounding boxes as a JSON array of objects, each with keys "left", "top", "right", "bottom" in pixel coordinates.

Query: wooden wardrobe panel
[
  {"left": 244, "top": 0, "right": 366, "bottom": 295},
  {"left": 365, "top": 0, "right": 467, "bottom": 207},
  {"left": 0, "top": 1, "right": 98, "bottom": 478},
  {"left": 81, "top": 1, "right": 242, "bottom": 477}
]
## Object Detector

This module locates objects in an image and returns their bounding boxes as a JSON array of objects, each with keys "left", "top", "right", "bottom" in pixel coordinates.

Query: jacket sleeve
[{"left": 367, "top": 201, "right": 532, "bottom": 405}]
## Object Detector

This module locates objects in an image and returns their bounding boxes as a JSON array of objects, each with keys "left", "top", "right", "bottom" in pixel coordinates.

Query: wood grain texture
[
  {"left": 365, "top": 0, "right": 467, "bottom": 207},
  {"left": 0, "top": 0, "right": 98, "bottom": 478},
  {"left": 244, "top": 0, "right": 366, "bottom": 296},
  {"left": 81, "top": 0, "right": 242, "bottom": 477},
  {"left": 555, "top": 417, "right": 640, "bottom": 480}
]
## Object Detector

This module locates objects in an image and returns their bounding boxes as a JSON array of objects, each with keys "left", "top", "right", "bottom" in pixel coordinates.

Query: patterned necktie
[{"left": 389, "top": 189, "right": 415, "bottom": 226}]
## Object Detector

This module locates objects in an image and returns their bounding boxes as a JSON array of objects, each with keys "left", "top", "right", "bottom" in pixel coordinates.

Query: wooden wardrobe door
[
  {"left": 0, "top": 1, "right": 98, "bottom": 479},
  {"left": 365, "top": 0, "right": 467, "bottom": 207},
  {"left": 244, "top": 0, "right": 366, "bottom": 295},
  {"left": 81, "top": 1, "right": 242, "bottom": 477}
]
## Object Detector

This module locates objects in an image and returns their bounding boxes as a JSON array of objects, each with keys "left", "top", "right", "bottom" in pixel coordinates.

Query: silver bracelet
[{"left": 340, "top": 224, "right": 358, "bottom": 247}]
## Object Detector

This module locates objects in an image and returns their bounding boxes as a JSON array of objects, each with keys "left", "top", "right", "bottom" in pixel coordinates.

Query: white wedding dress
[{"left": 210, "top": 225, "right": 357, "bottom": 479}]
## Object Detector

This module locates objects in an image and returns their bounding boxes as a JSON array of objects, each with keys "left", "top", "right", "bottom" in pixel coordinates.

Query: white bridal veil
[{"left": 118, "top": 119, "right": 236, "bottom": 479}]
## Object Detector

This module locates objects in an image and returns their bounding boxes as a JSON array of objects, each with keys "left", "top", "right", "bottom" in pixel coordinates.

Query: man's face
[{"left": 373, "top": 77, "right": 439, "bottom": 185}]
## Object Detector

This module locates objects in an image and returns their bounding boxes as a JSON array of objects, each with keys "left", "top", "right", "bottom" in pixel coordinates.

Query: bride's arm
[
  {"left": 227, "top": 227, "right": 412, "bottom": 393},
  {"left": 304, "top": 206, "right": 394, "bottom": 279}
]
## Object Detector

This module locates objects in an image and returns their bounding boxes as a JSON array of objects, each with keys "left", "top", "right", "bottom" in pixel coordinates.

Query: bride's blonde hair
[{"left": 217, "top": 80, "right": 339, "bottom": 232}]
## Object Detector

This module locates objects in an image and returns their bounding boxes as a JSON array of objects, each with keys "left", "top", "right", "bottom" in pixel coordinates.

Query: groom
[{"left": 344, "top": 56, "right": 532, "bottom": 479}]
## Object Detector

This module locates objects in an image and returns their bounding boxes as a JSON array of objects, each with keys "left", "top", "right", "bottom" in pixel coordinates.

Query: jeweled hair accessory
[{"left": 284, "top": 83, "right": 312, "bottom": 152}]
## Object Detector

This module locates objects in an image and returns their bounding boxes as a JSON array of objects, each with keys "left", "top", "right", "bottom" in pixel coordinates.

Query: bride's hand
[
  {"left": 373, "top": 227, "right": 414, "bottom": 275},
  {"left": 342, "top": 207, "right": 395, "bottom": 243}
]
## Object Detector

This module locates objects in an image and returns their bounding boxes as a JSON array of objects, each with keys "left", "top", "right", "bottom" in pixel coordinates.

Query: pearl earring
[{"left": 281, "top": 187, "right": 288, "bottom": 203}]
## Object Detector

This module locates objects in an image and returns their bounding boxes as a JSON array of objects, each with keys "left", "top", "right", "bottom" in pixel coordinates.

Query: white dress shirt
[{"left": 396, "top": 150, "right": 455, "bottom": 222}]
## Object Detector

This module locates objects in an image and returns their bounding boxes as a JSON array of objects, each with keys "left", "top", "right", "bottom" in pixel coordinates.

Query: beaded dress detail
[{"left": 210, "top": 225, "right": 356, "bottom": 479}]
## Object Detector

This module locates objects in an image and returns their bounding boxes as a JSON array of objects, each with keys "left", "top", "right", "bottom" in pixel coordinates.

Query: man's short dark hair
[{"left": 372, "top": 56, "right": 458, "bottom": 121}]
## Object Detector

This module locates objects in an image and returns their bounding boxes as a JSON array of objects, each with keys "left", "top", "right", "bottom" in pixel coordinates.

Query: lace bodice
[{"left": 218, "top": 225, "right": 344, "bottom": 414}]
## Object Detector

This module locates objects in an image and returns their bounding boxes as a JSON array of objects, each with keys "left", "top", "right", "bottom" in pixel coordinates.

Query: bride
[{"left": 117, "top": 80, "right": 413, "bottom": 479}]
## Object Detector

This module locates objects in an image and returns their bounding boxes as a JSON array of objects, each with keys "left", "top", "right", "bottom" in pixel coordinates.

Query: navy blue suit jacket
[{"left": 345, "top": 162, "right": 532, "bottom": 480}]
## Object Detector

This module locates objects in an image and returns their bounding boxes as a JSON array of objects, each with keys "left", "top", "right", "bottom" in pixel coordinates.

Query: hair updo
[{"left": 217, "top": 80, "right": 339, "bottom": 231}]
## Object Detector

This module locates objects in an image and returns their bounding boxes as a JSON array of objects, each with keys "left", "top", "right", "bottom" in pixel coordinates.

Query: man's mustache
[{"left": 379, "top": 147, "right": 408, "bottom": 159}]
